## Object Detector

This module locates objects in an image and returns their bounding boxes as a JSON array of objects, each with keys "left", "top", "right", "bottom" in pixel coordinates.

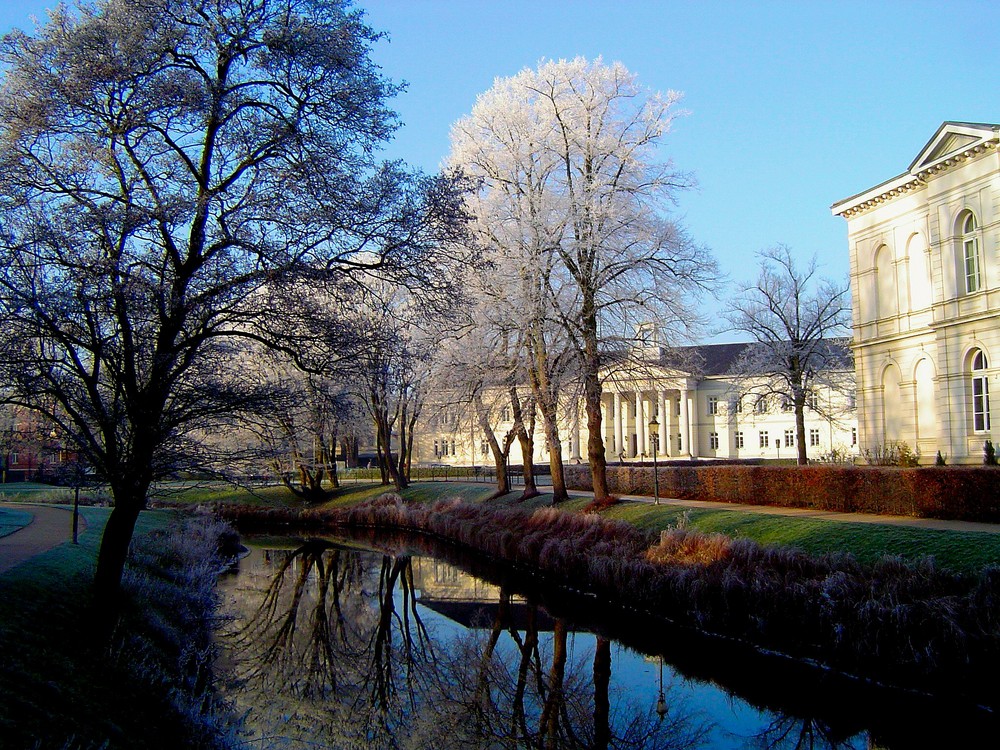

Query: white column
[
  {"left": 688, "top": 389, "right": 700, "bottom": 458},
  {"left": 680, "top": 387, "right": 691, "bottom": 456},
  {"left": 613, "top": 391, "right": 623, "bottom": 459},
  {"left": 658, "top": 391, "right": 668, "bottom": 455},
  {"left": 635, "top": 391, "right": 646, "bottom": 457}
]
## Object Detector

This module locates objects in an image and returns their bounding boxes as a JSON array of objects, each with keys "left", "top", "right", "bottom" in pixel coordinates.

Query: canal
[{"left": 217, "top": 532, "right": 996, "bottom": 748}]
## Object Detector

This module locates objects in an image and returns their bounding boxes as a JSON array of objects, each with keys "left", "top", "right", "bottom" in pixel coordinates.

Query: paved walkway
[
  {"left": 544, "top": 486, "right": 1000, "bottom": 535},
  {"left": 0, "top": 504, "right": 84, "bottom": 574}
]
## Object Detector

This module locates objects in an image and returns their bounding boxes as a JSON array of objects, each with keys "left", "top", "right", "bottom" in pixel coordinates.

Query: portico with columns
[{"left": 414, "top": 339, "right": 856, "bottom": 467}]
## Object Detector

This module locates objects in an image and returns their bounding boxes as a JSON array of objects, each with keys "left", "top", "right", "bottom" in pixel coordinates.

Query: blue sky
[{"left": 3, "top": 0, "right": 999, "bottom": 330}]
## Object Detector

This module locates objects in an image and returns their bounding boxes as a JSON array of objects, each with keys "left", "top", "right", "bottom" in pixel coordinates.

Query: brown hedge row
[{"left": 563, "top": 464, "right": 1000, "bottom": 522}]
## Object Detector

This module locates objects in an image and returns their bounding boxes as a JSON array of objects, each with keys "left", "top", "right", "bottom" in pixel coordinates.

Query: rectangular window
[
  {"left": 851, "top": 427, "right": 857, "bottom": 447},
  {"left": 847, "top": 393, "right": 857, "bottom": 410},
  {"left": 810, "top": 429, "right": 821, "bottom": 446},
  {"left": 677, "top": 433, "right": 683, "bottom": 452},
  {"left": 807, "top": 392, "right": 819, "bottom": 410},
  {"left": 675, "top": 399, "right": 681, "bottom": 416},
  {"left": 754, "top": 397, "right": 767, "bottom": 414},
  {"left": 707, "top": 396, "right": 719, "bottom": 416},
  {"left": 759, "top": 430, "right": 769, "bottom": 448},
  {"left": 734, "top": 395, "right": 743, "bottom": 414},
  {"left": 965, "top": 238, "right": 981, "bottom": 293},
  {"left": 781, "top": 397, "right": 793, "bottom": 412},
  {"left": 973, "top": 375, "right": 991, "bottom": 431},
  {"left": 784, "top": 429, "right": 794, "bottom": 447},
  {"left": 735, "top": 431, "right": 744, "bottom": 449},
  {"left": 709, "top": 432, "right": 719, "bottom": 450},
  {"left": 433, "top": 440, "right": 440, "bottom": 457},
  {"left": 501, "top": 407, "right": 511, "bottom": 422},
  {"left": 450, "top": 440, "right": 456, "bottom": 456}
]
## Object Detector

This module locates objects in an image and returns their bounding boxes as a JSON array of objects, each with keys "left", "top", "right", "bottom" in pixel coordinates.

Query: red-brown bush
[{"left": 563, "top": 464, "right": 1000, "bottom": 522}]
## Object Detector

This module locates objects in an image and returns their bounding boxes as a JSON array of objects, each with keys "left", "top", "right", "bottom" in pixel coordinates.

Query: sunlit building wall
[{"left": 833, "top": 122, "right": 1000, "bottom": 463}]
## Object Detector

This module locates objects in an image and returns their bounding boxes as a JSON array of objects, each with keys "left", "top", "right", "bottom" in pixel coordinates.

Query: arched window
[
  {"left": 970, "top": 349, "right": 990, "bottom": 432},
  {"left": 962, "top": 211, "right": 982, "bottom": 294}
]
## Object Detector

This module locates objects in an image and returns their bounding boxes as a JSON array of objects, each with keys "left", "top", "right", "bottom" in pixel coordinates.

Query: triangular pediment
[{"left": 909, "top": 122, "right": 1000, "bottom": 172}]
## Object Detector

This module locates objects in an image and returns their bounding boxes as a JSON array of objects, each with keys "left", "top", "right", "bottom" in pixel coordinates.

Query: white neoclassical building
[
  {"left": 832, "top": 121, "right": 1000, "bottom": 463},
  {"left": 416, "top": 339, "right": 856, "bottom": 467}
]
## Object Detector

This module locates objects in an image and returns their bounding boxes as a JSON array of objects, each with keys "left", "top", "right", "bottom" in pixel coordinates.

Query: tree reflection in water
[{"left": 221, "top": 540, "right": 712, "bottom": 749}]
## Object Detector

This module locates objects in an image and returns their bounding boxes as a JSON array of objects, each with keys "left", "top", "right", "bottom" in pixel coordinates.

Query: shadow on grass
[{"left": 0, "top": 506, "right": 210, "bottom": 748}]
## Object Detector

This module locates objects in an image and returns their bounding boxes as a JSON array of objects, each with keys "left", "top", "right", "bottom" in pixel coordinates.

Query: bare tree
[
  {"left": 0, "top": 0, "right": 468, "bottom": 615},
  {"left": 449, "top": 57, "right": 715, "bottom": 502},
  {"left": 724, "top": 245, "right": 851, "bottom": 465}
]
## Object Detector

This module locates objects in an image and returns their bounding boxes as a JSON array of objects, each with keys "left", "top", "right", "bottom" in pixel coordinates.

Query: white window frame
[
  {"left": 972, "top": 349, "right": 991, "bottom": 432},
  {"left": 963, "top": 212, "right": 982, "bottom": 294}
]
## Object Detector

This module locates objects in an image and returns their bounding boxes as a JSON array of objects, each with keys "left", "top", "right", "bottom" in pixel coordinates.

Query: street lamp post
[{"left": 648, "top": 417, "right": 660, "bottom": 505}]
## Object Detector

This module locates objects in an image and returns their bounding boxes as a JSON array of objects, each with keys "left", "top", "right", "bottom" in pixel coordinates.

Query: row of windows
[
  {"left": 716, "top": 392, "right": 837, "bottom": 416},
  {"left": 433, "top": 439, "right": 457, "bottom": 457}
]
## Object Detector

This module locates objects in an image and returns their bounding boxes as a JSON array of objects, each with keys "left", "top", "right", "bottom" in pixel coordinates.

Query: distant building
[
  {"left": 415, "top": 338, "right": 856, "bottom": 466},
  {"left": 832, "top": 121, "right": 1000, "bottom": 463}
]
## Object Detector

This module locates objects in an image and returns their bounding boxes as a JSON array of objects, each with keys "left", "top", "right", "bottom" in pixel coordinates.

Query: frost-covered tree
[
  {"left": 449, "top": 57, "right": 714, "bottom": 502},
  {"left": 724, "top": 245, "right": 852, "bottom": 465},
  {"left": 0, "top": 0, "right": 468, "bottom": 614}
]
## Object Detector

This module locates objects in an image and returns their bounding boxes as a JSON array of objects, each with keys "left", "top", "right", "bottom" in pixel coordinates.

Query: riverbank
[
  {"left": 0, "top": 507, "right": 238, "bottom": 748},
  {"left": 217, "top": 494, "right": 1000, "bottom": 708}
]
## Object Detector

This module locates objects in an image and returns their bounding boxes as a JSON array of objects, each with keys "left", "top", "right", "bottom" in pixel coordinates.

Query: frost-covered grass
[{"left": 0, "top": 507, "right": 239, "bottom": 749}]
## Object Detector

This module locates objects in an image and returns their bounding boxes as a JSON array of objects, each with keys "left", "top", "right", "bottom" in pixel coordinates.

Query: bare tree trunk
[
  {"left": 795, "top": 399, "right": 808, "bottom": 465},
  {"left": 582, "top": 301, "right": 610, "bottom": 501},
  {"left": 93, "top": 490, "right": 144, "bottom": 634},
  {"left": 510, "top": 388, "right": 539, "bottom": 500},
  {"left": 474, "top": 390, "right": 512, "bottom": 497}
]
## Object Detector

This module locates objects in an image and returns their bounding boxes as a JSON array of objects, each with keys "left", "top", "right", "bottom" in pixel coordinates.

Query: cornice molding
[{"left": 831, "top": 123, "right": 1000, "bottom": 220}]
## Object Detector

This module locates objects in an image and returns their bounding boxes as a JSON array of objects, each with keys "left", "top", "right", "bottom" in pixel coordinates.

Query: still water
[{"left": 217, "top": 533, "right": 995, "bottom": 749}]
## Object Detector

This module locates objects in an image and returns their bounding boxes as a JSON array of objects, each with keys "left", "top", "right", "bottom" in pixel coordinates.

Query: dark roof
[{"left": 659, "top": 338, "right": 853, "bottom": 377}]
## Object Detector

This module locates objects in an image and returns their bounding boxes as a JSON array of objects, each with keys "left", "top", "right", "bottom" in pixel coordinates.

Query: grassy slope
[
  {"left": 21, "top": 476, "right": 1000, "bottom": 574},
  {"left": 0, "top": 507, "right": 185, "bottom": 746}
]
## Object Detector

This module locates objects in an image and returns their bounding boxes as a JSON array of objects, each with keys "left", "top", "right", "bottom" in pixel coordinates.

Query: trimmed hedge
[{"left": 564, "top": 464, "right": 1000, "bottom": 522}]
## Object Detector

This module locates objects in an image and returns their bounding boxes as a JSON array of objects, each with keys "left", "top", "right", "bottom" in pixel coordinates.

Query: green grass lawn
[
  {"left": 0, "top": 506, "right": 32, "bottom": 538},
  {"left": 584, "top": 499, "right": 1000, "bottom": 574},
  {"left": 36, "top": 475, "right": 1000, "bottom": 575}
]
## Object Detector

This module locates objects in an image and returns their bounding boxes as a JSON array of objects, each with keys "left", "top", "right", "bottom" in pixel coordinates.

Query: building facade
[
  {"left": 415, "top": 340, "right": 856, "bottom": 467},
  {"left": 832, "top": 121, "right": 1000, "bottom": 463}
]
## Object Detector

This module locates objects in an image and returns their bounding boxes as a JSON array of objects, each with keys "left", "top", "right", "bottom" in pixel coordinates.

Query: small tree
[{"left": 724, "top": 246, "right": 851, "bottom": 465}]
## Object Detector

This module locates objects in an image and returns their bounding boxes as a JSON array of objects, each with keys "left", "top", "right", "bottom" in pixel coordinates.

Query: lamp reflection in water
[
  {"left": 648, "top": 417, "right": 660, "bottom": 505},
  {"left": 656, "top": 654, "right": 667, "bottom": 719}
]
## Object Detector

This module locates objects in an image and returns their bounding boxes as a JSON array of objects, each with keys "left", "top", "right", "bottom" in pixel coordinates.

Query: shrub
[
  {"left": 864, "top": 440, "right": 919, "bottom": 467},
  {"left": 565, "top": 463, "right": 1000, "bottom": 523}
]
